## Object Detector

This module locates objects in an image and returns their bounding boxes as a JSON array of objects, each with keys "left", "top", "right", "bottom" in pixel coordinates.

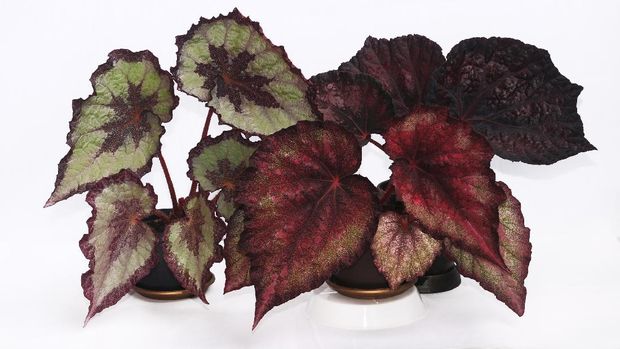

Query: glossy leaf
[
  {"left": 188, "top": 130, "right": 257, "bottom": 219},
  {"left": 173, "top": 8, "right": 316, "bottom": 135},
  {"left": 339, "top": 35, "right": 445, "bottom": 117},
  {"left": 236, "top": 121, "right": 378, "bottom": 328},
  {"left": 310, "top": 71, "right": 396, "bottom": 144},
  {"left": 163, "top": 193, "right": 225, "bottom": 303},
  {"left": 429, "top": 37, "right": 595, "bottom": 164},
  {"left": 445, "top": 182, "right": 531, "bottom": 315},
  {"left": 371, "top": 211, "right": 442, "bottom": 289},
  {"left": 46, "top": 49, "right": 178, "bottom": 206},
  {"left": 223, "top": 210, "right": 252, "bottom": 293},
  {"left": 79, "top": 171, "right": 158, "bottom": 323},
  {"left": 385, "top": 107, "right": 506, "bottom": 267}
]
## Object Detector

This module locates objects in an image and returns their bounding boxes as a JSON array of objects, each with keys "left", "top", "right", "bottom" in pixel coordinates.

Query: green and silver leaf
[
  {"left": 46, "top": 49, "right": 178, "bottom": 206},
  {"left": 162, "top": 193, "right": 225, "bottom": 303},
  {"left": 188, "top": 130, "right": 257, "bottom": 219},
  {"left": 80, "top": 171, "right": 158, "bottom": 323},
  {"left": 173, "top": 8, "right": 316, "bottom": 135}
]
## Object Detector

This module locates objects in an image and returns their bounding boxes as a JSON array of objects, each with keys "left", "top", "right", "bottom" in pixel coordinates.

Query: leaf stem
[
  {"left": 158, "top": 150, "right": 179, "bottom": 215},
  {"left": 379, "top": 181, "right": 395, "bottom": 206},
  {"left": 368, "top": 138, "right": 385, "bottom": 151},
  {"left": 189, "top": 108, "right": 215, "bottom": 196}
]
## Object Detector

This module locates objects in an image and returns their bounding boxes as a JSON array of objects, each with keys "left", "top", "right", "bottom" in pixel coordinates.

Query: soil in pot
[{"left": 133, "top": 209, "right": 214, "bottom": 300}]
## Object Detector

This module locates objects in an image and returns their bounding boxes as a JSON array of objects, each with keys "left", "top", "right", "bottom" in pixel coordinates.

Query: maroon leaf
[
  {"left": 339, "top": 35, "right": 445, "bottom": 117},
  {"left": 236, "top": 121, "right": 378, "bottom": 328},
  {"left": 371, "top": 211, "right": 441, "bottom": 289},
  {"left": 445, "top": 182, "right": 532, "bottom": 315},
  {"left": 162, "top": 193, "right": 225, "bottom": 303},
  {"left": 223, "top": 210, "right": 252, "bottom": 293},
  {"left": 429, "top": 37, "right": 595, "bottom": 164},
  {"left": 310, "top": 71, "right": 396, "bottom": 144},
  {"left": 80, "top": 171, "right": 158, "bottom": 323},
  {"left": 385, "top": 107, "right": 506, "bottom": 268}
]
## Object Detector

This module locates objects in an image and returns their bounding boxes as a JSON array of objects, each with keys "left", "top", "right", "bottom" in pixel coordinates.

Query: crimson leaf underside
[
  {"left": 236, "top": 121, "right": 378, "bottom": 328},
  {"left": 429, "top": 37, "right": 595, "bottom": 164},
  {"left": 385, "top": 107, "right": 506, "bottom": 268}
]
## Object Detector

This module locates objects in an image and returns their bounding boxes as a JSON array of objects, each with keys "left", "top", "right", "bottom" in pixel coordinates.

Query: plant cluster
[{"left": 47, "top": 9, "right": 593, "bottom": 327}]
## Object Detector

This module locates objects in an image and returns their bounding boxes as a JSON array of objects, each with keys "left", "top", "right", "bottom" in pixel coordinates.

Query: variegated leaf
[
  {"left": 188, "top": 130, "right": 257, "bottom": 219},
  {"left": 173, "top": 8, "right": 316, "bottom": 135},
  {"left": 162, "top": 193, "right": 225, "bottom": 303},
  {"left": 223, "top": 210, "right": 252, "bottom": 293},
  {"left": 80, "top": 171, "right": 158, "bottom": 323},
  {"left": 371, "top": 211, "right": 442, "bottom": 289},
  {"left": 47, "top": 50, "right": 178, "bottom": 206},
  {"left": 445, "top": 182, "right": 532, "bottom": 315}
]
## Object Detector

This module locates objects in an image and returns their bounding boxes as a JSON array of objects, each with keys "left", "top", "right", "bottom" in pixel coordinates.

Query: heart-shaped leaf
[
  {"left": 445, "top": 182, "right": 532, "bottom": 315},
  {"left": 223, "top": 210, "right": 252, "bottom": 293},
  {"left": 46, "top": 49, "right": 178, "bottom": 206},
  {"left": 428, "top": 37, "right": 595, "bottom": 164},
  {"left": 339, "top": 35, "right": 445, "bottom": 117},
  {"left": 385, "top": 107, "right": 506, "bottom": 267},
  {"left": 162, "top": 193, "right": 225, "bottom": 303},
  {"left": 79, "top": 171, "right": 158, "bottom": 324},
  {"left": 310, "top": 71, "right": 396, "bottom": 144},
  {"left": 187, "top": 130, "right": 257, "bottom": 219},
  {"left": 173, "top": 8, "right": 316, "bottom": 135},
  {"left": 236, "top": 121, "right": 378, "bottom": 328},
  {"left": 371, "top": 211, "right": 442, "bottom": 289}
]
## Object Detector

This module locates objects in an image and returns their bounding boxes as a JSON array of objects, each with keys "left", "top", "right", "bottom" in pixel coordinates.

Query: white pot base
[{"left": 306, "top": 284, "right": 426, "bottom": 330}]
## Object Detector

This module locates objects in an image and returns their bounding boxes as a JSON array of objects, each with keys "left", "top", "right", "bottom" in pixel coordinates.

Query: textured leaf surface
[
  {"left": 47, "top": 50, "right": 178, "bottom": 206},
  {"left": 173, "top": 8, "right": 316, "bottom": 135},
  {"left": 310, "top": 71, "right": 395, "bottom": 144},
  {"left": 236, "top": 121, "right": 378, "bottom": 328},
  {"left": 80, "top": 171, "right": 158, "bottom": 323},
  {"left": 340, "top": 35, "right": 445, "bottom": 117},
  {"left": 371, "top": 211, "right": 442, "bottom": 289},
  {"left": 385, "top": 107, "right": 506, "bottom": 267},
  {"left": 445, "top": 182, "right": 531, "bottom": 315},
  {"left": 188, "top": 130, "right": 257, "bottom": 219},
  {"left": 223, "top": 210, "right": 252, "bottom": 293},
  {"left": 163, "top": 193, "right": 225, "bottom": 302},
  {"left": 429, "top": 37, "right": 595, "bottom": 164}
]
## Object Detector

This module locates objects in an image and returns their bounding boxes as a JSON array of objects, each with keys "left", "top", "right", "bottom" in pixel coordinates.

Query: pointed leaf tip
[{"left": 385, "top": 107, "right": 506, "bottom": 268}]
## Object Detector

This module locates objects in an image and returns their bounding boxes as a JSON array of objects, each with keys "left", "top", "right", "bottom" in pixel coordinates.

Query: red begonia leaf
[
  {"left": 371, "top": 211, "right": 441, "bottom": 289},
  {"left": 445, "top": 182, "right": 532, "bottom": 315},
  {"left": 80, "top": 171, "right": 158, "bottom": 324},
  {"left": 162, "top": 193, "right": 225, "bottom": 303},
  {"left": 310, "top": 71, "right": 396, "bottom": 144},
  {"left": 236, "top": 121, "right": 378, "bottom": 328},
  {"left": 429, "top": 37, "right": 595, "bottom": 164},
  {"left": 385, "top": 107, "right": 506, "bottom": 268},
  {"left": 223, "top": 210, "right": 252, "bottom": 293},
  {"left": 339, "top": 35, "right": 445, "bottom": 117}
]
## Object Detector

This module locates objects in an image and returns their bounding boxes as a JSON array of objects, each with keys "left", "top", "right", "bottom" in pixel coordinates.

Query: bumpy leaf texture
[
  {"left": 310, "top": 71, "right": 396, "bottom": 144},
  {"left": 173, "top": 8, "right": 316, "bottom": 135},
  {"left": 80, "top": 171, "right": 158, "bottom": 323},
  {"left": 163, "top": 193, "right": 225, "bottom": 303},
  {"left": 46, "top": 49, "right": 178, "bottom": 206},
  {"left": 445, "top": 182, "right": 531, "bottom": 315},
  {"left": 188, "top": 130, "right": 257, "bottom": 219},
  {"left": 223, "top": 210, "right": 252, "bottom": 293},
  {"left": 429, "top": 37, "right": 595, "bottom": 164},
  {"left": 385, "top": 107, "right": 506, "bottom": 268},
  {"left": 339, "top": 35, "right": 445, "bottom": 117},
  {"left": 236, "top": 121, "right": 378, "bottom": 328},
  {"left": 371, "top": 211, "right": 442, "bottom": 289}
]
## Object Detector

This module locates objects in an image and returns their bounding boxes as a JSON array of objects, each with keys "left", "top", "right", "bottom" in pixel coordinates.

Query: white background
[{"left": 1, "top": 0, "right": 619, "bottom": 348}]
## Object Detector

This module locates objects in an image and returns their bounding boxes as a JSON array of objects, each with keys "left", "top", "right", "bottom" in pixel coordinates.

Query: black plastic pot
[{"left": 133, "top": 209, "right": 202, "bottom": 300}]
